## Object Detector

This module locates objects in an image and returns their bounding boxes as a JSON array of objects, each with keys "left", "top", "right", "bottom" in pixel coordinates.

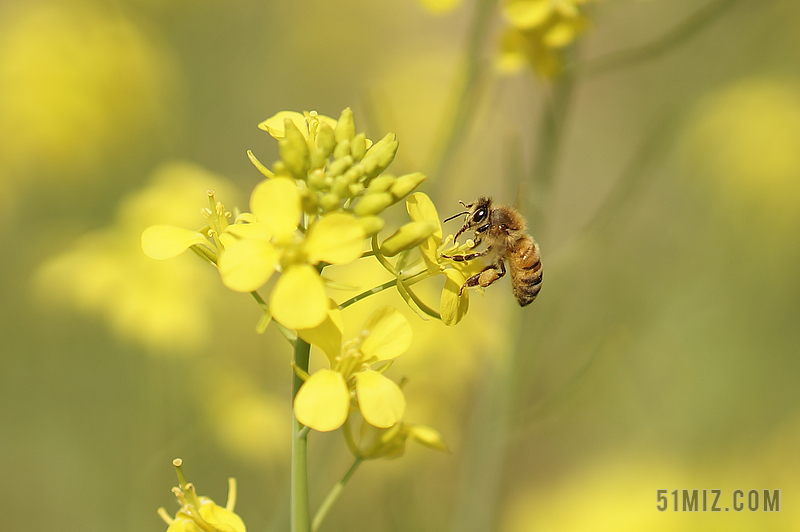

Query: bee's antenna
[{"left": 443, "top": 210, "right": 469, "bottom": 223}]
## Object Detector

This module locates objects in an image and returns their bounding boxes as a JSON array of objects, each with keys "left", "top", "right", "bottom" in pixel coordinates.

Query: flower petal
[
  {"left": 360, "top": 306, "right": 412, "bottom": 361},
  {"left": 355, "top": 370, "right": 405, "bottom": 428},
  {"left": 270, "top": 265, "right": 328, "bottom": 329},
  {"left": 141, "top": 225, "right": 208, "bottom": 260},
  {"left": 218, "top": 239, "right": 278, "bottom": 292},
  {"left": 250, "top": 178, "right": 301, "bottom": 240},
  {"left": 258, "top": 111, "right": 308, "bottom": 139},
  {"left": 441, "top": 269, "right": 469, "bottom": 326},
  {"left": 224, "top": 221, "right": 272, "bottom": 240},
  {"left": 406, "top": 192, "right": 442, "bottom": 240},
  {"left": 294, "top": 369, "right": 350, "bottom": 432},
  {"left": 198, "top": 500, "right": 247, "bottom": 532},
  {"left": 297, "top": 300, "right": 343, "bottom": 365},
  {"left": 304, "top": 213, "right": 365, "bottom": 265}
]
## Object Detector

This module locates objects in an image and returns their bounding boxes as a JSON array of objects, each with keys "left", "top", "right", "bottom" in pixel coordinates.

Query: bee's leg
[
  {"left": 442, "top": 244, "right": 490, "bottom": 262},
  {"left": 459, "top": 260, "right": 506, "bottom": 295}
]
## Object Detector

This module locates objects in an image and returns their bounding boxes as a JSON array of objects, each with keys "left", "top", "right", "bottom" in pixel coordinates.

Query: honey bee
[{"left": 442, "top": 197, "right": 542, "bottom": 306}]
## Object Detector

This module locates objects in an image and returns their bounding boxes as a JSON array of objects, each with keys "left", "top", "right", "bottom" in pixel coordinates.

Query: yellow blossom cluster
[
  {"left": 142, "top": 109, "right": 463, "bottom": 447},
  {"left": 498, "top": 0, "right": 595, "bottom": 78}
]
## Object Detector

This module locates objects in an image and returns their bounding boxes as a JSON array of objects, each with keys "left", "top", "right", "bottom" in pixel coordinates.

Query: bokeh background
[{"left": 2, "top": 0, "right": 799, "bottom": 530}]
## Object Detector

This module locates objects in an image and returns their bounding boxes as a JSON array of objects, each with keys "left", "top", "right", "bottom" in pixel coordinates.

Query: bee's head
[{"left": 444, "top": 197, "right": 492, "bottom": 241}]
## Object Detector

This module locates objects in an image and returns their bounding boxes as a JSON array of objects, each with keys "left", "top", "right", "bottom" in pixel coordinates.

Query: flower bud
[
  {"left": 379, "top": 221, "right": 438, "bottom": 257},
  {"left": 354, "top": 192, "right": 393, "bottom": 217},
  {"left": 328, "top": 155, "right": 353, "bottom": 178},
  {"left": 279, "top": 119, "right": 310, "bottom": 180},
  {"left": 320, "top": 193, "right": 340, "bottom": 212},
  {"left": 348, "top": 182, "right": 365, "bottom": 197},
  {"left": 333, "top": 139, "right": 350, "bottom": 160},
  {"left": 367, "top": 175, "right": 395, "bottom": 194},
  {"left": 344, "top": 165, "right": 364, "bottom": 182},
  {"left": 332, "top": 168, "right": 359, "bottom": 197},
  {"left": 308, "top": 169, "right": 328, "bottom": 191},
  {"left": 390, "top": 172, "right": 427, "bottom": 199},
  {"left": 356, "top": 216, "right": 385, "bottom": 237},
  {"left": 272, "top": 161, "right": 290, "bottom": 177},
  {"left": 317, "top": 122, "right": 336, "bottom": 156},
  {"left": 361, "top": 133, "right": 398, "bottom": 179},
  {"left": 310, "top": 147, "right": 327, "bottom": 170},
  {"left": 301, "top": 188, "right": 319, "bottom": 214},
  {"left": 334, "top": 107, "right": 355, "bottom": 143},
  {"left": 351, "top": 133, "right": 367, "bottom": 161}
]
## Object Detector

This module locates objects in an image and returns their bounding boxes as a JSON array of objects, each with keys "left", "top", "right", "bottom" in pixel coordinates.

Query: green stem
[
  {"left": 337, "top": 279, "right": 398, "bottom": 310},
  {"left": 582, "top": 0, "right": 742, "bottom": 77},
  {"left": 291, "top": 338, "right": 311, "bottom": 532},
  {"left": 310, "top": 458, "right": 363, "bottom": 532}
]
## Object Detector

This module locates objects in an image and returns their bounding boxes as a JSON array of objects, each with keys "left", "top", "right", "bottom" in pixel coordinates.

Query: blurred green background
[{"left": 2, "top": 0, "right": 800, "bottom": 530}]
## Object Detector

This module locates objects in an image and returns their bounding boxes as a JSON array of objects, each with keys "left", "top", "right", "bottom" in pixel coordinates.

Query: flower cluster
[
  {"left": 498, "top": 0, "right": 595, "bottom": 78},
  {"left": 147, "top": 109, "right": 483, "bottom": 530},
  {"left": 142, "top": 109, "right": 428, "bottom": 330}
]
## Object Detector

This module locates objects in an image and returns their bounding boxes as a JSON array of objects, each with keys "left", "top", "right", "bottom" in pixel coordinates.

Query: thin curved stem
[
  {"left": 582, "top": 0, "right": 742, "bottom": 78},
  {"left": 310, "top": 458, "right": 363, "bottom": 532},
  {"left": 337, "top": 279, "right": 398, "bottom": 310}
]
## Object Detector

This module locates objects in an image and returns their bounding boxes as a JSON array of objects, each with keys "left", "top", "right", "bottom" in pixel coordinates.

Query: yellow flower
[
  {"left": 143, "top": 108, "right": 429, "bottom": 330},
  {"left": 499, "top": 0, "right": 593, "bottom": 78},
  {"left": 366, "top": 192, "right": 481, "bottom": 326},
  {"left": 159, "top": 459, "right": 246, "bottom": 532},
  {"left": 294, "top": 307, "right": 412, "bottom": 432},
  {"left": 257, "top": 110, "right": 338, "bottom": 140},
  {"left": 142, "top": 178, "right": 366, "bottom": 330}
]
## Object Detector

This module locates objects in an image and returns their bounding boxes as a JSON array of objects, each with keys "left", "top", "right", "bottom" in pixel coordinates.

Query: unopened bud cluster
[{"left": 257, "top": 109, "right": 427, "bottom": 236}]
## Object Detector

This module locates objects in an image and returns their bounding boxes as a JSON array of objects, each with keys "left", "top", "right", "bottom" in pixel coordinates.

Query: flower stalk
[
  {"left": 292, "top": 337, "right": 312, "bottom": 532},
  {"left": 311, "top": 457, "right": 363, "bottom": 532}
]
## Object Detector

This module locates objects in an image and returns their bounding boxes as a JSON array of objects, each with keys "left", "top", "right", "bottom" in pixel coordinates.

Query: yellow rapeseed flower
[
  {"left": 158, "top": 459, "right": 246, "bottom": 532},
  {"left": 499, "top": 0, "right": 594, "bottom": 78},
  {"left": 144, "top": 108, "right": 429, "bottom": 331},
  {"left": 367, "top": 192, "right": 482, "bottom": 326},
  {"left": 142, "top": 178, "right": 366, "bottom": 330},
  {"left": 294, "top": 307, "right": 412, "bottom": 432}
]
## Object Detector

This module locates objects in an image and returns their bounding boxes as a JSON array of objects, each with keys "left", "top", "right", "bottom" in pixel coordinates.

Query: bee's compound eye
[{"left": 473, "top": 207, "right": 488, "bottom": 224}]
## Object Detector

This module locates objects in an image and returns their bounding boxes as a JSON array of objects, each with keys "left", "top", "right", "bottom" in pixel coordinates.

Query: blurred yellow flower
[
  {"left": 0, "top": 3, "right": 174, "bottom": 182},
  {"left": 294, "top": 307, "right": 412, "bottom": 432},
  {"left": 159, "top": 459, "right": 246, "bottom": 532},
  {"left": 35, "top": 162, "right": 238, "bottom": 353},
  {"left": 683, "top": 77, "right": 800, "bottom": 221},
  {"left": 499, "top": 0, "right": 593, "bottom": 78}
]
